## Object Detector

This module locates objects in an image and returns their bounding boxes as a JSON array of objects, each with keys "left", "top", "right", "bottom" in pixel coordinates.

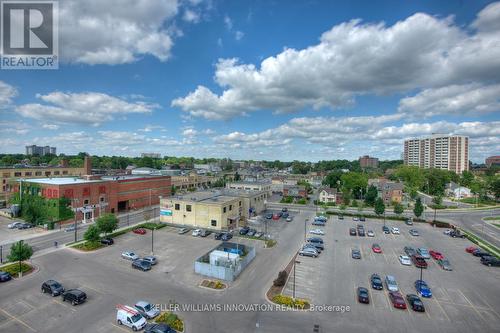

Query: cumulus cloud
[
  {"left": 42, "top": 124, "right": 60, "bottom": 130},
  {"left": 183, "top": 9, "right": 200, "bottom": 23},
  {"left": 0, "top": 81, "right": 18, "bottom": 106},
  {"left": 15, "top": 92, "right": 160, "bottom": 126},
  {"left": 173, "top": 4, "right": 500, "bottom": 120},
  {"left": 398, "top": 83, "right": 500, "bottom": 117}
]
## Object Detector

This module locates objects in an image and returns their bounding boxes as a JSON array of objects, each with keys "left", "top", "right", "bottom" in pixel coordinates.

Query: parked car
[
  {"left": 481, "top": 256, "right": 500, "bottom": 267},
  {"left": 443, "top": 229, "right": 452, "bottom": 235},
  {"left": 370, "top": 273, "right": 383, "bottom": 290},
  {"left": 41, "top": 280, "right": 65, "bottom": 296},
  {"left": 382, "top": 226, "right": 390, "bottom": 234},
  {"left": 134, "top": 301, "right": 160, "bottom": 319},
  {"left": 222, "top": 232, "right": 233, "bottom": 241},
  {"left": 133, "top": 228, "right": 147, "bottom": 235},
  {"left": 359, "top": 217, "right": 366, "bottom": 222},
  {"left": 405, "top": 218, "right": 413, "bottom": 226},
  {"left": 142, "top": 256, "right": 157, "bottom": 265},
  {"left": 299, "top": 247, "right": 319, "bottom": 257},
  {"left": 178, "top": 227, "right": 190, "bottom": 234},
  {"left": 358, "top": 229, "right": 366, "bottom": 237},
  {"left": 415, "top": 280, "right": 432, "bottom": 298},
  {"left": 357, "top": 287, "right": 370, "bottom": 304},
  {"left": 385, "top": 275, "right": 399, "bottom": 292},
  {"left": 372, "top": 243, "right": 382, "bottom": 253},
  {"left": 144, "top": 323, "right": 176, "bottom": 333},
  {"left": 391, "top": 227, "right": 400, "bottom": 234},
  {"left": 62, "top": 289, "right": 87, "bottom": 305},
  {"left": 18, "top": 223, "right": 34, "bottom": 229},
  {"left": 265, "top": 213, "right": 273, "bottom": 219},
  {"left": 214, "top": 232, "right": 224, "bottom": 240},
  {"left": 307, "top": 237, "right": 324, "bottom": 244},
  {"left": 349, "top": 228, "right": 356, "bottom": 236},
  {"left": 122, "top": 251, "right": 139, "bottom": 261},
  {"left": 0, "top": 271, "right": 12, "bottom": 282},
  {"left": 472, "top": 249, "right": 492, "bottom": 258},
  {"left": 388, "top": 291, "right": 407, "bottom": 309},
  {"left": 8, "top": 222, "right": 23, "bottom": 229},
  {"left": 303, "top": 243, "right": 322, "bottom": 253},
  {"left": 338, "top": 215, "right": 344, "bottom": 220},
  {"left": 282, "top": 213, "right": 289, "bottom": 219},
  {"left": 247, "top": 228, "right": 257, "bottom": 237},
  {"left": 272, "top": 214, "right": 280, "bottom": 220},
  {"left": 310, "top": 228, "right": 325, "bottom": 235},
  {"left": 449, "top": 230, "right": 465, "bottom": 238},
  {"left": 116, "top": 305, "right": 147, "bottom": 331},
  {"left": 64, "top": 225, "right": 78, "bottom": 232},
  {"left": 411, "top": 255, "right": 428, "bottom": 269},
  {"left": 406, "top": 294, "right": 425, "bottom": 312},
  {"left": 404, "top": 246, "right": 417, "bottom": 257},
  {"left": 312, "top": 220, "right": 325, "bottom": 226},
  {"left": 286, "top": 217, "right": 293, "bottom": 222},
  {"left": 465, "top": 246, "right": 479, "bottom": 253},
  {"left": 200, "top": 229, "right": 211, "bottom": 237},
  {"left": 367, "top": 230, "right": 375, "bottom": 237},
  {"left": 100, "top": 237, "right": 114, "bottom": 245},
  {"left": 409, "top": 229, "right": 419, "bottom": 236},
  {"left": 353, "top": 217, "right": 359, "bottom": 221},
  {"left": 254, "top": 232, "right": 264, "bottom": 239},
  {"left": 417, "top": 247, "right": 430, "bottom": 259},
  {"left": 398, "top": 255, "right": 411, "bottom": 266},
  {"left": 316, "top": 216, "right": 327, "bottom": 222},
  {"left": 239, "top": 227, "right": 250, "bottom": 235},
  {"left": 192, "top": 229, "right": 202, "bottom": 237},
  {"left": 429, "top": 250, "right": 444, "bottom": 260},
  {"left": 352, "top": 249, "right": 361, "bottom": 259},
  {"left": 132, "top": 259, "right": 152, "bottom": 271},
  {"left": 437, "top": 258, "right": 453, "bottom": 271},
  {"left": 306, "top": 241, "right": 324, "bottom": 251}
]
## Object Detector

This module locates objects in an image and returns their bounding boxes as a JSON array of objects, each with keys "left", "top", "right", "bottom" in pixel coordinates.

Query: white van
[{"left": 116, "top": 304, "right": 147, "bottom": 331}]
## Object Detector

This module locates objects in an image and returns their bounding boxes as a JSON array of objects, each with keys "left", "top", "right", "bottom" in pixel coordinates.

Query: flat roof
[
  {"left": 21, "top": 177, "right": 102, "bottom": 185},
  {"left": 228, "top": 180, "right": 271, "bottom": 185},
  {"left": 173, "top": 191, "right": 238, "bottom": 204}
]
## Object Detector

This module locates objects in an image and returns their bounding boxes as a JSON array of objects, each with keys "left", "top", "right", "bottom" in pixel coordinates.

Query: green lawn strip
[
  {"left": 0, "top": 262, "right": 33, "bottom": 276},
  {"left": 484, "top": 216, "right": 500, "bottom": 221},
  {"left": 459, "top": 229, "right": 500, "bottom": 259}
]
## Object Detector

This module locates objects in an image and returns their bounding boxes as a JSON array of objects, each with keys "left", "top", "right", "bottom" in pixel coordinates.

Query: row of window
[
  {"left": 8, "top": 170, "right": 70, "bottom": 177},
  {"left": 173, "top": 201, "right": 243, "bottom": 213}
]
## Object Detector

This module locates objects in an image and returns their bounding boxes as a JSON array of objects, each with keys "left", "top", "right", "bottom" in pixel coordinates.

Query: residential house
[{"left": 368, "top": 178, "right": 404, "bottom": 205}]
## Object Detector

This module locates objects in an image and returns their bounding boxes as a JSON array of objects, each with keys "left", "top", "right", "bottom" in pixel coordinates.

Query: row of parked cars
[
  {"left": 7, "top": 221, "right": 34, "bottom": 229},
  {"left": 122, "top": 251, "right": 158, "bottom": 271},
  {"left": 402, "top": 246, "right": 453, "bottom": 270},
  {"left": 116, "top": 302, "right": 176, "bottom": 332},
  {"left": 465, "top": 246, "right": 500, "bottom": 267},
  {"left": 41, "top": 279, "right": 87, "bottom": 305}
]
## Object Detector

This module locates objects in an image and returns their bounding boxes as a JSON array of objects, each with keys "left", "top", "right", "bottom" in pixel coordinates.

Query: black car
[
  {"left": 370, "top": 274, "right": 383, "bottom": 290},
  {"left": 265, "top": 213, "right": 273, "bottom": 219},
  {"left": 307, "top": 237, "right": 324, "bottom": 244},
  {"left": 0, "top": 271, "right": 12, "bottom": 282},
  {"left": 62, "top": 289, "right": 87, "bottom": 305},
  {"left": 239, "top": 227, "right": 250, "bottom": 235},
  {"left": 349, "top": 228, "right": 356, "bottom": 236},
  {"left": 247, "top": 228, "right": 257, "bottom": 237},
  {"left": 481, "top": 256, "right": 500, "bottom": 267},
  {"left": 18, "top": 223, "right": 34, "bottom": 229},
  {"left": 282, "top": 208, "right": 288, "bottom": 212},
  {"left": 382, "top": 226, "right": 390, "bottom": 234},
  {"left": 144, "top": 323, "right": 176, "bottom": 333},
  {"left": 303, "top": 243, "right": 322, "bottom": 253},
  {"left": 358, "top": 229, "right": 366, "bottom": 237},
  {"left": 449, "top": 230, "right": 465, "bottom": 238},
  {"left": 472, "top": 249, "right": 492, "bottom": 258},
  {"left": 282, "top": 212, "right": 289, "bottom": 218},
  {"left": 404, "top": 246, "right": 417, "bottom": 257},
  {"left": 352, "top": 249, "right": 361, "bottom": 259},
  {"left": 132, "top": 259, "right": 152, "bottom": 271},
  {"left": 100, "top": 237, "right": 114, "bottom": 245},
  {"left": 406, "top": 294, "right": 425, "bottom": 312},
  {"left": 338, "top": 215, "right": 344, "bottom": 220},
  {"left": 41, "top": 280, "right": 65, "bottom": 296},
  {"left": 357, "top": 287, "right": 369, "bottom": 304},
  {"left": 359, "top": 217, "right": 366, "bottom": 222},
  {"left": 214, "top": 232, "right": 224, "bottom": 240},
  {"left": 221, "top": 232, "right": 233, "bottom": 241},
  {"left": 277, "top": 212, "right": 283, "bottom": 218}
]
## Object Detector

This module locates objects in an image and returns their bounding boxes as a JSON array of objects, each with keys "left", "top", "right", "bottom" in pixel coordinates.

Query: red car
[
  {"left": 372, "top": 243, "right": 382, "bottom": 253},
  {"left": 411, "top": 255, "right": 428, "bottom": 268},
  {"left": 389, "top": 291, "right": 407, "bottom": 309},
  {"left": 466, "top": 246, "right": 479, "bottom": 253},
  {"left": 133, "top": 228, "right": 146, "bottom": 235},
  {"left": 429, "top": 250, "right": 444, "bottom": 260},
  {"left": 272, "top": 214, "right": 280, "bottom": 221}
]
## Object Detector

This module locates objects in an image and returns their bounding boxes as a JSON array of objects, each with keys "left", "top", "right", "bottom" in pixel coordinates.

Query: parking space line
[
  {"left": 383, "top": 290, "right": 393, "bottom": 312},
  {"left": 19, "top": 300, "right": 35, "bottom": 310},
  {"left": 366, "top": 287, "right": 375, "bottom": 308},
  {"left": 111, "top": 323, "right": 132, "bottom": 332},
  {"left": 456, "top": 290, "right": 486, "bottom": 320},
  {"left": 0, "top": 307, "right": 36, "bottom": 332},
  {"left": 473, "top": 290, "right": 500, "bottom": 319},
  {"left": 432, "top": 299, "right": 451, "bottom": 321},
  {"left": 52, "top": 299, "right": 77, "bottom": 312}
]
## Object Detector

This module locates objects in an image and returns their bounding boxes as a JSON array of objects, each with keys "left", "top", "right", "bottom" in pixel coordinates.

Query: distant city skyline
[{"left": 1, "top": 1, "right": 499, "bottom": 162}]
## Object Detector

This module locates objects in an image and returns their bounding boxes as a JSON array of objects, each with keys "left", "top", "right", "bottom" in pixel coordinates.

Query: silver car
[
  {"left": 299, "top": 247, "right": 319, "bottom": 257},
  {"left": 134, "top": 301, "right": 160, "bottom": 319},
  {"left": 142, "top": 256, "right": 157, "bottom": 265},
  {"left": 385, "top": 275, "right": 399, "bottom": 292}
]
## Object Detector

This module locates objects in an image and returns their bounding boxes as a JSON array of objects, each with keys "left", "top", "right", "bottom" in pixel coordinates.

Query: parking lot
[
  {"left": 283, "top": 214, "right": 500, "bottom": 332},
  {"left": 0, "top": 216, "right": 51, "bottom": 246}
]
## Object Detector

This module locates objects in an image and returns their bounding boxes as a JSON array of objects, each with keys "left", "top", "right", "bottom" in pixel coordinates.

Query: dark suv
[
  {"left": 62, "top": 289, "right": 87, "bottom": 305},
  {"left": 100, "top": 237, "right": 114, "bottom": 245},
  {"left": 132, "top": 259, "right": 152, "bottom": 271},
  {"left": 239, "top": 227, "right": 250, "bottom": 235},
  {"left": 41, "top": 280, "right": 65, "bottom": 296},
  {"left": 481, "top": 256, "right": 500, "bottom": 266},
  {"left": 0, "top": 271, "right": 12, "bottom": 282}
]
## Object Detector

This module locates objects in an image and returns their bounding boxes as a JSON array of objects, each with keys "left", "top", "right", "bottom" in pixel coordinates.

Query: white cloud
[
  {"left": 398, "top": 83, "right": 500, "bottom": 117},
  {"left": 182, "top": 127, "right": 198, "bottom": 137},
  {"left": 183, "top": 9, "right": 200, "bottom": 23},
  {"left": 235, "top": 30, "right": 244, "bottom": 40},
  {"left": 16, "top": 92, "right": 160, "bottom": 126},
  {"left": 471, "top": 2, "right": 500, "bottom": 33},
  {"left": 173, "top": 4, "right": 500, "bottom": 120},
  {"left": 42, "top": 124, "right": 60, "bottom": 130},
  {"left": 0, "top": 81, "right": 18, "bottom": 106},
  {"left": 224, "top": 15, "right": 233, "bottom": 30},
  {"left": 138, "top": 124, "right": 166, "bottom": 132}
]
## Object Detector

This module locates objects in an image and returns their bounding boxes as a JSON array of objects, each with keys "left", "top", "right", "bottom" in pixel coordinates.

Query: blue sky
[{"left": 0, "top": 0, "right": 499, "bottom": 162}]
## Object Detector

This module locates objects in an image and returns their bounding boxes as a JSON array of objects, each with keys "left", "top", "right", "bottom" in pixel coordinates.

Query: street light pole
[
  {"left": 304, "top": 218, "right": 308, "bottom": 241},
  {"left": 151, "top": 227, "right": 154, "bottom": 254}
]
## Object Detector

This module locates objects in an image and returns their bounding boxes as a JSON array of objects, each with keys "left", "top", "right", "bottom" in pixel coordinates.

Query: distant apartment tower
[
  {"left": 403, "top": 134, "right": 469, "bottom": 173},
  {"left": 26, "top": 145, "right": 56, "bottom": 156},
  {"left": 141, "top": 153, "right": 161, "bottom": 158},
  {"left": 359, "top": 155, "right": 379, "bottom": 168},
  {"left": 485, "top": 156, "right": 500, "bottom": 168}
]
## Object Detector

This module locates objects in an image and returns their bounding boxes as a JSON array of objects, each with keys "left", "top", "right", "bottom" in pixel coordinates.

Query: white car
[
  {"left": 8, "top": 222, "right": 23, "bottom": 229},
  {"left": 309, "top": 229, "right": 325, "bottom": 235},
  {"left": 399, "top": 255, "right": 412, "bottom": 266},
  {"left": 116, "top": 305, "right": 147, "bottom": 331},
  {"left": 134, "top": 301, "right": 160, "bottom": 319},
  {"left": 353, "top": 217, "right": 359, "bottom": 221},
  {"left": 121, "top": 251, "right": 139, "bottom": 261},
  {"left": 367, "top": 230, "right": 375, "bottom": 237},
  {"left": 192, "top": 229, "right": 201, "bottom": 236},
  {"left": 391, "top": 227, "right": 400, "bottom": 234},
  {"left": 443, "top": 229, "right": 452, "bottom": 235}
]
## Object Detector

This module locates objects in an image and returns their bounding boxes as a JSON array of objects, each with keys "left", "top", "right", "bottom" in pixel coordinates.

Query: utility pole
[{"left": 151, "top": 228, "right": 154, "bottom": 254}]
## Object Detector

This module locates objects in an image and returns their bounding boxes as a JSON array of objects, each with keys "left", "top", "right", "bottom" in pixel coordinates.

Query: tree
[
  {"left": 364, "top": 185, "right": 378, "bottom": 206},
  {"left": 234, "top": 172, "right": 241, "bottom": 181},
  {"left": 95, "top": 213, "right": 118, "bottom": 235},
  {"left": 8, "top": 240, "right": 33, "bottom": 277},
  {"left": 460, "top": 170, "right": 474, "bottom": 188},
  {"left": 431, "top": 196, "right": 442, "bottom": 221},
  {"left": 393, "top": 202, "right": 404, "bottom": 216},
  {"left": 322, "top": 171, "right": 343, "bottom": 189},
  {"left": 374, "top": 198, "right": 385, "bottom": 216},
  {"left": 414, "top": 197, "right": 424, "bottom": 219},
  {"left": 84, "top": 225, "right": 101, "bottom": 242},
  {"left": 340, "top": 172, "right": 368, "bottom": 199}
]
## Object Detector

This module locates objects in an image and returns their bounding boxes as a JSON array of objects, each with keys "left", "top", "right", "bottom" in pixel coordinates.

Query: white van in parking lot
[{"left": 116, "top": 304, "right": 147, "bottom": 331}]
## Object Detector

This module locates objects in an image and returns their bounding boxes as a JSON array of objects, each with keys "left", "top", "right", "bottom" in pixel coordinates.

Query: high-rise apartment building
[
  {"left": 26, "top": 145, "right": 56, "bottom": 156},
  {"left": 403, "top": 134, "right": 469, "bottom": 173},
  {"left": 359, "top": 155, "right": 379, "bottom": 168}
]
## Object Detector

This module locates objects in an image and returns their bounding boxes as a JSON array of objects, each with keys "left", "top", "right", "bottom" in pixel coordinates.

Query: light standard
[
  {"left": 151, "top": 227, "right": 155, "bottom": 255},
  {"left": 293, "top": 259, "right": 301, "bottom": 299},
  {"left": 72, "top": 198, "right": 80, "bottom": 243},
  {"left": 304, "top": 218, "right": 308, "bottom": 241}
]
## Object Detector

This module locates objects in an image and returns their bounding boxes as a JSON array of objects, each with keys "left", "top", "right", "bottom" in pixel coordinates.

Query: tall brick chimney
[{"left": 84, "top": 155, "right": 92, "bottom": 175}]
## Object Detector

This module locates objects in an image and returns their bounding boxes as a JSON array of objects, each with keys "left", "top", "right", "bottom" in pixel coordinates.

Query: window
[
  {"left": 24, "top": 172, "right": 32, "bottom": 176},
  {"left": 35, "top": 171, "right": 42, "bottom": 176},
  {"left": 62, "top": 171, "right": 68, "bottom": 175},
  {"left": 211, "top": 220, "right": 217, "bottom": 227},
  {"left": 229, "top": 204, "right": 232, "bottom": 211},
  {"left": 84, "top": 199, "right": 89, "bottom": 205},
  {"left": 186, "top": 205, "right": 192, "bottom": 212},
  {"left": 54, "top": 171, "right": 60, "bottom": 175},
  {"left": 175, "top": 203, "right": 180, "bottom": 210},
  {"left": 14, "top": 172, "right": 21, "bottom": 177},
  {"left": 45, "top": 171, "right": 51, "bottom": 176},
  {"left": 239, "top": 201, "right": 242, "bottom": 207},
  {"left": 223, "top": 207, "right": 227, "bottom": 213}
]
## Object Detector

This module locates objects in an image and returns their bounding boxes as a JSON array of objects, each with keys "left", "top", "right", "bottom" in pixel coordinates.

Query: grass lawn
[
  {"left": 71, "top": 241, "right": 104, "bottom": 251},
  {"left": 0, "top": 262, "right": 33, "bottom": 277},
  {"left": 484, "top": 216, "right": 500, "bottom": 221}
]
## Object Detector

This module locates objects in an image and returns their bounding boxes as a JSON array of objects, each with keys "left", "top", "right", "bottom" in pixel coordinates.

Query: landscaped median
[
  {"left": 155, "top": 311, "right": 184, "bottom": 332},
  {"left": 0, "top": 261, "right": 34, "bottom": 278},
  {"left": 459, "top": 228, "right": 500, "bottom": 259}
]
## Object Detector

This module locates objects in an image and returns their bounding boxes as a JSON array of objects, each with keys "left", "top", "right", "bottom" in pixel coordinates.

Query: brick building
[
  {"left": 359, "top": 155, "right": 379, "bottom": 169},
  {"left": 368, "top": 178, "right": 404, "bottom": 205}
]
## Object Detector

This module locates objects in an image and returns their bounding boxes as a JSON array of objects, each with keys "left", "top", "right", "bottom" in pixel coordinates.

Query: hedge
[
  {"left": 273, "top": 270, "right": 288, "bottom": 287},
  {"left": 272, "top": 294, "right": 309, "bottom": 309},
  {"left": 155, "top": 312, "right": 184, "bottom": 332},
  {"left": 140, "top": 222, "right": 167, "bottom": 230},
  {"left": 325, "top": 210, "right": 426, "bottom": 222},
  {"left": 71, "top": 241, "right": 104, "bottom": 251}
]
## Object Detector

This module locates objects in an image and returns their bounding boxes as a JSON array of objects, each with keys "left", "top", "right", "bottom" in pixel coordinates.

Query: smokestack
[{"left": 84, "top": 155, "right": 92, "bottom": 175}]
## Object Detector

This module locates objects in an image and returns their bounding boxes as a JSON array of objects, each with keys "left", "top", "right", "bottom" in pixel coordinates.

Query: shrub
[
  {"left": 140, "top": 222, "right": 166, "bottom": 230},
  {"left": 0, "top": 262, "right": 32, "bottom": 276},
  {"left": 156, "top": 312, "right": 184, "bottom": 332},
  {"left": 72, "top": 241, "right": 103, "bottom": 251},
  {"left": 273, "top": 270, "right": 288, "bottom": 287},
  {"left": 272, "top": 294, "right": 309, "bottom": 309},
  {"left": 265, "top": 239, "right": 277, "bottom": 248}
]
